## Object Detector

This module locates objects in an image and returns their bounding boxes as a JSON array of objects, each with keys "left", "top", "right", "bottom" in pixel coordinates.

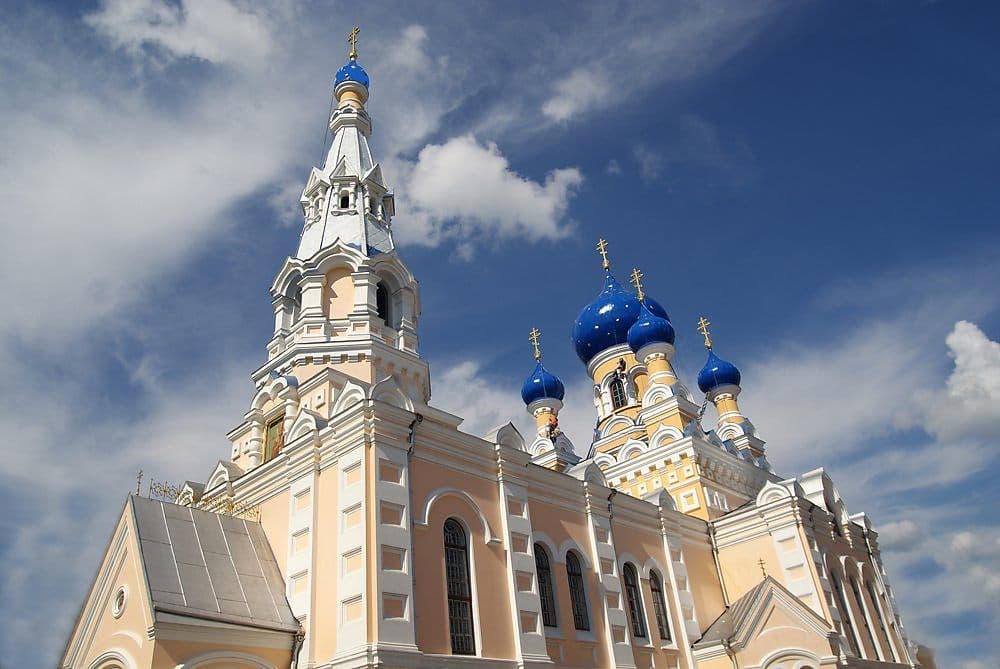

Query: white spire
[{"left": 295, "top": 63, "right": 394, "bottom": 260}]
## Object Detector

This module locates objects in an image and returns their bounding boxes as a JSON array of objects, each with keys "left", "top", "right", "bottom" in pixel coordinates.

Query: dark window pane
[
  {"left": 566, "top": 552, "right": 590, "bottom": 631},
  {"left": 623, "top": 563, "right": 646, "bottom": 638},
  {"left": 649, "top": 571, "right": 671, "bottom": 642},
  {"left": 534, "top": 544, "right": 557, "bottom": 628},
  {"left": 610, "top": 378, "right": 627, "bottom": 409},
  {"left": 444, "top": 519, "right": 475, "bottom": 654}
]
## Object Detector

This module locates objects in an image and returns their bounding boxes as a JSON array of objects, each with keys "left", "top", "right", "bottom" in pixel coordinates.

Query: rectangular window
[{"left": 264, "top": 415, "right": 285, "bottom": 461}]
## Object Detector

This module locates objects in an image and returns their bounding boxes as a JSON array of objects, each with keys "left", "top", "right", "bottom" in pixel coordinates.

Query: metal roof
[{"left": 130, "top": 495, "right": 298, "bottom": 633}]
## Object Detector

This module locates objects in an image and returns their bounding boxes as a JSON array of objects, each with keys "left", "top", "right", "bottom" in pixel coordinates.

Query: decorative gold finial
[
  {"left": 347, "top": 26, "right": 360, "bottom": 60},
  {"left": 697, "top": 316, "right": 712, "bottom": 349},
  {"left": 135, "top": 469, "right": 143, "bottom": 495},
  {"left": 529, "top": 327, "right": 542, "bottom": 361},
  {"left": 596, "top": 238, "right": 611, "bottom": 270},
  {"left": 629, "top": 267, "right": 645, "bottom": 302},
  {"left": 758, "top": 557, "right": 768, "bottom": 578}
]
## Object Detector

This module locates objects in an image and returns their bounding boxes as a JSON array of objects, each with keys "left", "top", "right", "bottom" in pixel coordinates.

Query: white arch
[
  {"left": 331, "top": 380, "right": 366, "bottom": 416},
  {"left": 642, "top": 384, "right": 672, "bottom": 408},
  {"left": 756, "top": 481, "right": 793, "bottom": 506},
  {"left": 175, "top": 650, "right": 278, "bottom": 669},
  {"left": 415, "top": 487, "right": 500, "bottom": 544},
  {"left": 531, "top": 531, "right": 560, "bottom": 562},
  {"left": 593, "top": 453, "right": 616, "bottom": 470},
  {"left": 599, "top": 415, "right": 634, "bottom": 438},
  {"left": 759, "top": 648, "right": 821, "bottom": 669},
  {"left": 371, "top": 376, "right": 414, "bottom": 412},
  {"left": 618, "top": 439, "right": 648, "bottom": 462},
  {"left": 649, "top": 424, "right": 684, "bottom": 449},
  {"left": 642, "top": 555, "right": 668, "bottom": 579},
  {"left": 717, "top": 422, "right": 745, "bottom": 441},
  {"left": 251, "top": 374, "right": 299, "bottom": 412},
  {"left": 287, "top": 409, "right": 321, "bottom": 442},
  {"left": 88, "top": 649, "right": 136, "bottom": 669}
]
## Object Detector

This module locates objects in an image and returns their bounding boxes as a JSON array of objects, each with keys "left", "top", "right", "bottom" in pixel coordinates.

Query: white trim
[
  {"left": 174, "top": 650, "right": 278, "bottom": 669},
  {"left": 87, "top": 648, "right": 136, "bottom": 669},
  {"left": 414, "top": 487, "right": 500, "bottom": 544}
]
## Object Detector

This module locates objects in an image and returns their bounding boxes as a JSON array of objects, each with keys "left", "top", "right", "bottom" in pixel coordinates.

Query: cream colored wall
[
  {"left": 681, "top": 540, "right": 725, "bottom": 633},
  {"left": 324, "top": 267, "right": 355, "bottom": 319},
  {"left": 737, "top": 604, "right": 831, "bottom": 668},
  {"left": 716, "top": 534, "right": 782, "bottom": 602},
  {"left": 151, "top": 639, "right": 293, "bottom": 669},
  {"left": 310, "top": 464, "right": 340, "bottom": 662},
  {"left": 528, "top": 499, "right": 609, "bottom": 668},
  {"left": 257, "top": 490, "right": 291, "bottom": 579}
]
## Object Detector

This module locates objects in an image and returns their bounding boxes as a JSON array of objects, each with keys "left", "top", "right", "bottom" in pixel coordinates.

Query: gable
[{"left": 61, "top": 497, "right": 154, "bottom": 669}]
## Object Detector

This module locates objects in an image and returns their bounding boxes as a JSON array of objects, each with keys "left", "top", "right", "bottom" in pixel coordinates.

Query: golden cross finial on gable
[
  {"left": 697, "top": 315, "right": 713, "bottom": 349},
  {"left": 135, "top": 469, "right": 143, "bottom": 495},
  {"left": 596, "top": 238, "right": 611, "bottom": 270},
  {"left": 347, "top": 26, "right": 360, "bottom": 60},
  {"left": 629, "top": 267, "right": 645, "bottom": 302},
  {"left": 758, "top": 557, "right": 768, "bottom": 578},
  {"left": 529, "top": 327, "right": 542, "bottom": 361}
]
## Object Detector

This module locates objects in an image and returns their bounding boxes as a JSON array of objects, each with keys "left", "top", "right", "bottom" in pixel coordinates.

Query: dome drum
[
  {"left": 632, "top": 341, "right": 675, "bottom": 364},
  {"left": 526, "top": 396, "right": 564, "bottom": 416}
]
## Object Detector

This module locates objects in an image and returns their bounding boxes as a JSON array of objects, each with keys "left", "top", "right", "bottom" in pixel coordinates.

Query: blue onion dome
[
  {"left": 521, "top": 361, "right": 566, "bottom": 405},
  {"left": 627, "top": 300, "right": 676, "bottom": 353},
  {"left": 335, "top": 58, "right": 370, "bottom": 89},
  {"left": 572, "top": 271, "right": 669, "bottom": 364},
  {"left": 697, "top": 349, "right": 742, "bottom": 394}
]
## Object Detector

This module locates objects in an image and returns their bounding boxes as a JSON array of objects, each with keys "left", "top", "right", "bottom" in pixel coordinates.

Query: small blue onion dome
[
  {"left": 627, "top": 301, "right": 676, "bottom": 353},
  {"left": 521, "top": 361, "right": 566, "bottom": 405},
  {"left": 572, "top": 271, "right": 669, "bottom": 364},
  {"left": 697, "top": 349, "right": 742, "bottom": 393},
  {"left": 335, "top": 58, "right": 370, "bottom": 89}
]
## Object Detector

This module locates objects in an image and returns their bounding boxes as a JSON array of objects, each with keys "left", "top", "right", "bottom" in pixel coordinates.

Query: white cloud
[
  {"left": 395, "top": 135, "right": 583, "bottom": 249},
  {"left": 633, "top": 145, "right": 665, "bottom": 184},
  {"left": 606, "top": 159, "right": 622, "bottom": 175},
  {"left": 877, "top": 519, "right": 926, "bottom": 553},
  {"left": 83, "top": 0, "right": 274, "bottom": 70}
]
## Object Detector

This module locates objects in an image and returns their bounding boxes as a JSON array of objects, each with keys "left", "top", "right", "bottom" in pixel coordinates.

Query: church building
[{"left": 62, "top": 33, "right": 927, "bottom": 669}]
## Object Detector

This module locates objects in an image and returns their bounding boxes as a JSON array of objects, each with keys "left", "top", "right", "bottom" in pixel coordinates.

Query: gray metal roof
[
  {"left": 694, "top": 576, "right": 775, "bottom": 648},
  {"left": 130, "top": 495, "right": 298, "bottom": 633}
]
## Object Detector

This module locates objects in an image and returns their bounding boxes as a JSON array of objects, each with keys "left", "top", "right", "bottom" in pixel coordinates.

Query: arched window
[
  {"left": 865, "top": 580, "right": 898, "bottom": 662},
  {"left": 831, "top": 572, "right": 861, "bottom": 657},
  {"left": 851, "top": 576, "right": 881, "bottom": 660},
  {"left": 376, "top": 281, "right": 391, "bottom": 326},
  {"left": 649, "top": 570, "right": 671, "bottom": 642},
  {"left": 566, "top": 551, "right": 590, "bottom": 631},
  {"left": 534, "top": 544, "right": 557, "bottom": 628},
  {"left": 339, "top": 193, "right": 350, "bottom": 209},
  {"left": 263, "top": 415, "right": 284, "bottom": 462},
  {"left": 622, "top": 562, "right": 647, "bottom": 638},
  {"left": 444, "top": 519, "right": 475, "bottom": 655},
  {"left": 609, "top": 377, "right": 627, "bottom": 410}
]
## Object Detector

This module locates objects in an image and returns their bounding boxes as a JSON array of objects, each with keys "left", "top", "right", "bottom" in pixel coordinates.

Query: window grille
[
  {"left": 622, "top": 563, "right": 647, "bottom": 638},
  {"left": 566, "top": 552, "right": 590, "bottom": 631},
  {"left": 444, "top": 519, "right": 475, "bottom": 655},
  {"left": 534, "top": 544, "right": 557, "bottom": 627},
  {"left": 609, "top": 377, "right": 627, "bottom": 409},
  {"left": 649, "top": 571, "right": 671, "bottom": 641}
]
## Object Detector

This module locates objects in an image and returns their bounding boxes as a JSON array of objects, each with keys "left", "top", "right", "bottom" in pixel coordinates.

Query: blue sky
[{"left": 1, "top": 1, "right": 998, "bottom": 667}]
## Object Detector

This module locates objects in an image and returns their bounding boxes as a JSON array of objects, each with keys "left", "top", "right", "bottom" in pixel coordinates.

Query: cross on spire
[
  {"left": 529, "top": 327, "right": 542, "bottom": 361},
  {"left": 347, "top": 26, "right": 360, "bottom": 60},
  {"left": 697, "top": 315, "right": 713, "bottom": 349},
  {"left": 596, "top": 238, "right": 611, "bottom": 270},
  {"left": 629, "top": 267, "right": 645, "bottom": 301}
]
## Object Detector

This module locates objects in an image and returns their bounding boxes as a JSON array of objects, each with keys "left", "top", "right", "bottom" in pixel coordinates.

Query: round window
[{"left": 112, "top": 586, "right": 127, "bottom": 618}]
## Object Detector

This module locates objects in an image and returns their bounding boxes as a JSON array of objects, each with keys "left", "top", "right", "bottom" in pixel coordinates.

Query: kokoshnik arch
[{"left": 62, "top": 29, "right": 931, "bottom": 669}]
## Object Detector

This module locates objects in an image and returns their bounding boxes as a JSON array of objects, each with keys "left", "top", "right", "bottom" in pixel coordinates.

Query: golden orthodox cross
[
  {"left": 347, "top": 26, "right": 360, "bottom": 59},
  {"left": 697, "top": 315, "right": 713, "bottom": 349},
  {"left": 596, "top": 238, "right": 611, "bottom": 269},
  {"left": 529, "top": 327, "right": 542, "bottom": 360},
  {"left": 629, "top": 267, "right": 645, "bottom": 301},
  {"left": 757, "top": 557, "right": 768, "bottom": 578}
]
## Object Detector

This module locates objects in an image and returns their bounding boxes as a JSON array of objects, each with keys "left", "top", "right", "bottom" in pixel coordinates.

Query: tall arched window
[
  {"left": 831, "top": 572, "right": 861, "bottom": 657},
  {"left": 534, "top": 544, "right": 557, "bottom": 628},
  {"left": 850, "top": 576, "right": 881, "bottom": 660},
  {"left": 622, "top": 562, "right": 647, "bottom": 638},
  {"left": 339, "top": 193, "right": 350, "bottom": 208},
  {"left": 376, "top": 281, "right": 391, "bottom": 326},
  {"left": 609, "top": 377, "right": 627, "bottom": 409},
  {"left": 649, "top": 570, "right": 671, "bottom": 642},
  {"left": 444, "top": 519, "right": 475, "bottom": 655},
  {"left": 865, "top": 580, "right": 898, "bottom": 662},
  {"left": 566, "top": 551, "right": 590, "bottom": 631}
]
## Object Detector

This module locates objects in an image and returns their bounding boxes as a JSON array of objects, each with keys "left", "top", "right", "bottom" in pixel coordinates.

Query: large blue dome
[
  {"left": 627, "top": 301, "right": 676, "bottom": 353},
  {"left": 335, "top": 59, "right": 370, "bottom": 89},
  {"left": 697, "top": 349, "right": 741, "bottom": 393},
  {"left": 572, "top": 271, "right": 669, "bottom": 364},
  {"left": 521, "top": 361, "right": 566, "bottom": 405}
]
